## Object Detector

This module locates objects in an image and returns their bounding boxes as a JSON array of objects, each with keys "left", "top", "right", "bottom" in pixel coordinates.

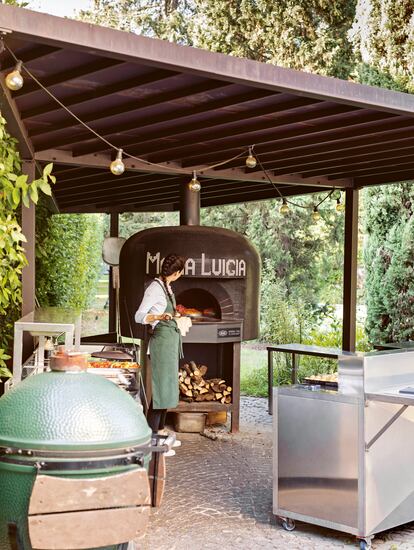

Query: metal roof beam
[
  {"left": 355, "top": 170, "right": 414, "bottom": 186},
  {"left": 20, "top": 68, "right": 178, "bottom": 119},
  {"left": 2, "top": 4, "right": 414, "bottom": 116},
  {"left": 54, "top": 171, "right": 166, "bottom": 192},
  {"left": 34, "top": 149, "right": 353, "bottom": 188},
  {"left": 13, "top": 58, "right": 125, "bottom": 98},
  {"left": 141, "top": 107, "right": 366, "bottom": 164},
  {"left": 182, "top": 114, "right": 409, "bottom": 167},
  {"left": 0, "top": 44, "right": 61, "bottom": 70},
  {"left": 0, "top": 73, "right": 34, "bottom": 158},
  {"left": 72, "top": 91, "right": 308, "bottom": 157},
  {"left": 328, "top": 160, "right": 414, "bottom": 180},
  {"left": 86, "top": 101, "right": 349, "bottom": 160},
  {"left": 295, "top": 147, "right": 414, "bottom": 178},
  {"left": 31, "top": 80, "right": 231, "bottom": 145}
]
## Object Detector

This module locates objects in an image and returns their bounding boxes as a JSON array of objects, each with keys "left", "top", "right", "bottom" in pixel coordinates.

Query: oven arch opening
[{"left": 176, "top": 288, "right": 221, "bottom": 320}]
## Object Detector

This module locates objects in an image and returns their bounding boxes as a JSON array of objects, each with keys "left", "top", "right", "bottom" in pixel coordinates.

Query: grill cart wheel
[{"left": 280, "top": 518, "right": 296, "bottom": 531}]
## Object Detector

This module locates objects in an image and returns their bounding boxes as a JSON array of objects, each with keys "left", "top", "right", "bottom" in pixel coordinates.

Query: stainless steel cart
[{"left": 273, "top": 348, "right": 414, "bottom": 549}]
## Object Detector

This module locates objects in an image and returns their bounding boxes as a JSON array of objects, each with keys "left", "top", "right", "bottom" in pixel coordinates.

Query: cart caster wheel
[
  {"left": 359, "top": 539, "right": 372, "bottom": 550},
  {"left": 281, "top": 518, "right": 296, "bottom": 531}
]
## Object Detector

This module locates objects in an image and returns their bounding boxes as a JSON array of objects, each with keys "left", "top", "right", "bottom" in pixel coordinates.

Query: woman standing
[{"left": 135, "top": 253, "right": 186, "bottom": 434}]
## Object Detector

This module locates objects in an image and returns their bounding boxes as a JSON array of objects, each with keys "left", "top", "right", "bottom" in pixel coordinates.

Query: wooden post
[
  {"left": 342, "top": 187, "right": 359, "bottom": 352},
  {"left": 108, "top": 212, "right": 119, "bottom": 333},
  {"left": 21, "top": 160, "right": 36, "bottom": 316}
]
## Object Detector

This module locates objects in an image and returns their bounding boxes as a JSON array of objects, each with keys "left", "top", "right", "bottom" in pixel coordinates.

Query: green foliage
[
  {"left": 191, "top": 0, "right": 356, "bottom": 79},
  {"left": 202, "top": 197, "right": 345, "bottom": 305},
  {"left": 350, "top": 1, "right": 414, "bottom": 343},
  {"left": 36, "top": 204, "right": 105, "bottom": 310},
  {"left": 363, "top": 184, "right": 414, "bottom": 343},
  {"left": 350, "top": 0, "right": 414, "bottom": 92},
  {"left": 80, "top": 0, "right": 356, "bottom": 78},
  {"left": 0, "top": 114, "right": 55, "bottom": 373},
  {"left": 120, "top": 211, "right": 178, "bottom": 239},
  {"left": 78, "top": 0, "right": 195, "bottom": 43}
]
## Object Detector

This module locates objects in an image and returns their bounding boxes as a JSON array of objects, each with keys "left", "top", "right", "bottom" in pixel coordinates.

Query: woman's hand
[{"left": 161, "top": 313, "right": 173, "bottom": 321}]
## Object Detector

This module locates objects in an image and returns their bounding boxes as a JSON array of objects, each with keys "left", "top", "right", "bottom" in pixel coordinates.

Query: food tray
[{"left": 87, "top": 360, "right": 140, "bottom": 370}]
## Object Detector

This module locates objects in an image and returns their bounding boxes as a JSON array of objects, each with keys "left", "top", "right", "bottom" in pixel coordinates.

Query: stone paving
[{"left": 144, "top": 397, "right": 414, "bottom": 550}]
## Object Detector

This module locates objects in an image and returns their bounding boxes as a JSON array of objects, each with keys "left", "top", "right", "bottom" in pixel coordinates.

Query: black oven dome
[{"left": 119, "top": 225, "right": 260, "bottom": 340}]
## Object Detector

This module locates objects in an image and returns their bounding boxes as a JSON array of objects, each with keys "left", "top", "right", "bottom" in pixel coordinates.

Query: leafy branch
[{"left": 0, "top": 112, "right": 56, "bottom": 375}]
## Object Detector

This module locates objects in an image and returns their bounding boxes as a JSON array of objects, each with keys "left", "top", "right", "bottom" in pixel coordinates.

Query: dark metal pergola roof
[{"left": 2, "top": 4, "right": 414, "bottom": 213}]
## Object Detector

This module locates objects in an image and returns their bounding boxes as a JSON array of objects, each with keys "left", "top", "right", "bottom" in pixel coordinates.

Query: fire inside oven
[{"left": 176, "top": 288, "right": 222, "bottom": 322}]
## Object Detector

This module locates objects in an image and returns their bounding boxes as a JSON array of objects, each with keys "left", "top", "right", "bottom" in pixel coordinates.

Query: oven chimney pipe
[{"left": 180, "top": 180, "right": 200, "bottom": 225}]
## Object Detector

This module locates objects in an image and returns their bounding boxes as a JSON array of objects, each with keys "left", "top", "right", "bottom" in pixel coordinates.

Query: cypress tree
[{"left": 351, "top": 0, "right": 414, "bottom": 343}]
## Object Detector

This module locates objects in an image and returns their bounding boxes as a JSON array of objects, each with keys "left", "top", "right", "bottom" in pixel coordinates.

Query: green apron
[{"left": 150, "top": 283, "right": 183, "bottom": 409}]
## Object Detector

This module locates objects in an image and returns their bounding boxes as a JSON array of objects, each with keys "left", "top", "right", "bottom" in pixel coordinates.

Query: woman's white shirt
[{"left": 134, "top": 279, "right": 172, "bottom": 328}]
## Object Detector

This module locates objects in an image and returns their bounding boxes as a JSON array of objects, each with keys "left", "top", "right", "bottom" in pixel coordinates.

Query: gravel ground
[{"left": 144, "top": 397, "right": 414, "bottom": 550}]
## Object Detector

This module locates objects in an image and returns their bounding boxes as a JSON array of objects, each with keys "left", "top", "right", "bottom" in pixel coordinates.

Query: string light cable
[
  {"left": 2, "top": 42, "right": 344, "bottom": 210},
  {"left": 2, "top": 43, "right": 251, "bottom": 178},
  {"left": 253, "top": 145, "right": 336, "bottom": 214}
]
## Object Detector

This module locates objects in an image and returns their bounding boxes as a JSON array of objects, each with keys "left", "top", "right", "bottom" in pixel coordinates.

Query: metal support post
[
  {"left": 342, "top": 187, "right": 359, "bottom": 352},
  {"left": 268, "top": 349, "right": 274, "bottom": 415},
  {"left": 108, "top": 212, "right": 119, "bottom": 333}
]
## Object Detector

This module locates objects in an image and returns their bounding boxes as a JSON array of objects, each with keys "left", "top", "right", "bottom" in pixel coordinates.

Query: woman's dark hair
[
  {"left": 160, "top": 254, "right": 186, "bottom": 311},
  {"left": 160, "top": 253, "right": 186, "bottom": 278}
]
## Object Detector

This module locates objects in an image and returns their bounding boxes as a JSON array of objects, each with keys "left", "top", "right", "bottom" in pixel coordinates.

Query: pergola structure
[{"left": 2, "top": 4, "right": 414, "bottom": 351}]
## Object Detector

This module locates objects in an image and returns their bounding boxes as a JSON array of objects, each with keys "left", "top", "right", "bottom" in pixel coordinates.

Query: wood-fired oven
[{"left": 119, "top": 186, "right": 260, "bottom": 432}]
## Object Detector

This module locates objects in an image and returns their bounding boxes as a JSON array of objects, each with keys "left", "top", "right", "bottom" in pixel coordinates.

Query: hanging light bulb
[
  {"left": 279, "top": 198, "right": 290, "bottom": 215},
  {"left": 336, "top": 198, "right": 345, "bottom": 212},
  {"left": 5, "top": 60, "right": 24, "bottom": 91},
  {"left": 311, "top": 206, "right": 321, "bottom": 222},
  {"left": 245, "top": 146, "right": 257, "bottom": 169},
  {"left": 110, "top": 149, "right": 125, "bottom": 176},
  {"left": 188, "top": 170, "right": 201, "bottom": 192},
  {"left": 331, "top": 189, "right": 341, "bottom": 201}
]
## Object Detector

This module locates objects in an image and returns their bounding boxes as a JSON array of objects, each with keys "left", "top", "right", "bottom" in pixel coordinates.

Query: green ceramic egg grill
[{"left": 0, "top": 351, "right": 154, "bottom": 550}]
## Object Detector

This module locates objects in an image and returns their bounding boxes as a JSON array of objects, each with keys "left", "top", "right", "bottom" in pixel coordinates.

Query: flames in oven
[{"left": 176, "top": 289, "right": 221, "bottom": 322}]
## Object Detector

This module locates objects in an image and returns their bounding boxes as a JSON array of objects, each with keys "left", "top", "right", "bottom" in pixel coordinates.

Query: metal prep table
[
  {"left": 11, "top": 307, "right": 81, "bottom": 386},
  {"left": 273, "top": 348, "right": 414, "bottom": 549}
]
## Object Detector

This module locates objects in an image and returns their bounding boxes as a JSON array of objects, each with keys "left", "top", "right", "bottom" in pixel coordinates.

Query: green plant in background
[
  {"left": 350, "top": 0, "right": 414, "bottom": 344},
  {"left": 0, "top": 112, "right": 55, "bottom": 375},
  {"left": 36, "top": 203, "right": 104, "bottom": 310}
]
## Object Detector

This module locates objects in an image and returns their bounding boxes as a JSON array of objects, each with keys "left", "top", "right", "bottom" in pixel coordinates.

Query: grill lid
[{"left": 0, "top": 370, "right": 151, "bottom": 451}]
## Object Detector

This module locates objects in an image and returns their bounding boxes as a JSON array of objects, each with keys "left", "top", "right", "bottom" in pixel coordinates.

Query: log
[
  {"left": 184, "top": 376, "right": 191, "bottom": 385},
  {"left": 183, "top": 364, "right": 193, "bottom": 377},
  {"left": 215, "top": 393, "right": 223, "bottom": 400},
  {"left": 189, "top": 361, "right": 201, "bottom": 377},
  {"left": 199, "top": 365, "right": 208, "bottom": 377}
]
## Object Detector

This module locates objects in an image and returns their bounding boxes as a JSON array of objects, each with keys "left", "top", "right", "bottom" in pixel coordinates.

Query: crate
[
  {"left": 206, "top": 411, "right": 227, "bottom": 426},
  {"left": 173, "top": 412, "right": 206, "bottom": 433}
]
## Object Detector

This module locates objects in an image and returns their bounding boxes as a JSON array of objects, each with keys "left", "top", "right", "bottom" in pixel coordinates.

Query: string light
[
  {"left": 245, "top": 146, "right": 257, "bottom": 169},
  {"left": 1, "top": 43, "right": 345, "bottom": 216},
  {"left": 279, "top": 198, "right": 290, "bottom": 215},
  {"left": 311, "top": 206, "right": 321, "bottom": 222},
  {"left": 188, "top": 171, "right": 201, "bottom": 192},
  {"left": 110, "top": 149, "right": 125, "bottom": 175},
  {"left": 5, "top": 60, "right": 23, "bottom": 91},
  {"left": 336, "top": 198, "right": 345, "bottom": 212}
]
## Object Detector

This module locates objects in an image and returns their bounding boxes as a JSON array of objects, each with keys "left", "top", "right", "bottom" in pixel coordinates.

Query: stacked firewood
[{"left": 178, "top": 361, "right": 232, "bottom": 404}]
